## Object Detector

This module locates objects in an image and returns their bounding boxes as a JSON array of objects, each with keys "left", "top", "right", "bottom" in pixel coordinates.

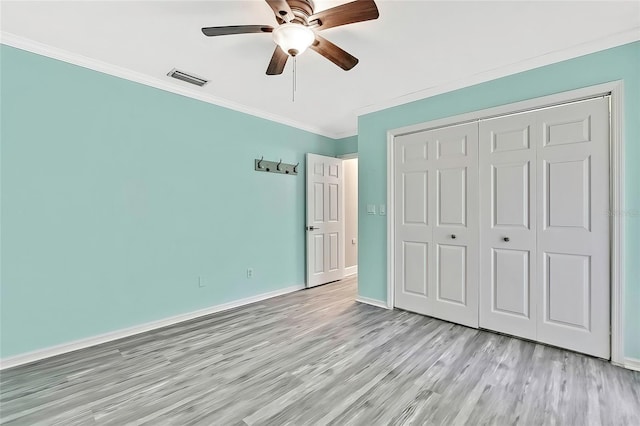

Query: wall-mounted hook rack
[{"left": 254, "top": 157, "right": 298, "bottom": 175}]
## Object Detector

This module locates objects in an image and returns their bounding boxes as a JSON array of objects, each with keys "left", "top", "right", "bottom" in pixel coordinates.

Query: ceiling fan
[{"left": 201, "top": 0, "right": 379, "bottom": 75}]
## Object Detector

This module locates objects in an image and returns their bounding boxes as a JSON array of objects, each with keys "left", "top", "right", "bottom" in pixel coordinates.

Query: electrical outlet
[
  {"left": 247, "top": 268, "right": 254, "bottom": 279},
  {"left": 198, "top": 276, "right": 205, "bottom": 288}
]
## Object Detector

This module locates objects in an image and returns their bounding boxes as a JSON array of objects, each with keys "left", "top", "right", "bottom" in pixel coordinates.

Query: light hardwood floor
[{"left": 1, "top": 276, "right": 639, "bottom": 425}]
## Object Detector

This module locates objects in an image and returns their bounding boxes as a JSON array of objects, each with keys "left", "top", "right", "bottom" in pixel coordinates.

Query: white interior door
[
  {"left": 306, "top": 153, "right": 345, "bottom": 288},
  {"left": 535, "top": 98, "right": 610, "bottom": 359},
  {"left": 394, "top": 123, "right": 479, "bottom": 328},
  {"left": 479, "top": 113, "right": 538, "bottom": 340}
]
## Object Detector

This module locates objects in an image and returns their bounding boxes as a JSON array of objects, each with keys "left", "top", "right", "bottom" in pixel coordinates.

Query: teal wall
[
  {"left": 357, "top": 41, "right": 640, "bottom": 359},
  {"left": 0, "top": 45, "right": 338, "bottom": 358},
  {"left": 335, "top": 135, "right": 358, "bottom": 156}
]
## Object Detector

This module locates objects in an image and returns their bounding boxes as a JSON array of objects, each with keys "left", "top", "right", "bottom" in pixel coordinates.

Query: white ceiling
[{"left": 2, "top": 1, "right": 639, "bottom": 138}]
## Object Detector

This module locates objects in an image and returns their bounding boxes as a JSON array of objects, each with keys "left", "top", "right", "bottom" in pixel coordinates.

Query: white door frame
[
  {"left": 386, "top": 81, "right": 627, "bottom": 367},
  {"left": 339, "top": 154, "right": 359, "bottom": 277}
]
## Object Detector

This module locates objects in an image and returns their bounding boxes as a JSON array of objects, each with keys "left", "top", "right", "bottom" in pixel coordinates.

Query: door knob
[
  {"left": 307, "top": 226, "right": 320, "bottom": 231},
  {"left": 451, "top": 234, "right": 457, "bottom": 239},
  {"left": 503, "top": 237, "right": 510, "bottom": 242}
]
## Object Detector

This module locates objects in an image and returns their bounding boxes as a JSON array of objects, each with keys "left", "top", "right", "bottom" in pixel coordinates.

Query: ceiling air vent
[{"left": 167, "top": 69, "right": 209, "bottom": 87}]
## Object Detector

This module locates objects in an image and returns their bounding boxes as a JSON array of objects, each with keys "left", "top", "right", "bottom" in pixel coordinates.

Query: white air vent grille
[{"left": 167, "top": 69, "right": 209, "bottom": 87}]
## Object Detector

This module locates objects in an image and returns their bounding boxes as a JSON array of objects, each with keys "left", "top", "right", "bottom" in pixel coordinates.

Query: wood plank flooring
[{"left": 1, "top": 276, "right": 639, "bottom": 425}]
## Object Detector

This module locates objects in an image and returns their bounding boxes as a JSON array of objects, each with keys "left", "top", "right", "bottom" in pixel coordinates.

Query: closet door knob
[
  {"left": 451, "top": 234, "right": 457, "bottom": 239},
  {"left": 503, "top": 237, "right": 510, "bottom": 242}
]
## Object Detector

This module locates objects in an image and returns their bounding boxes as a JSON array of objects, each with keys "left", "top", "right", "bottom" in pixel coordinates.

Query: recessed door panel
[
  {"left": 314, "top": 183, "right": 324, "bottom": 222},
  {"left": 329, "top": 183, "right": 339, "bottom": 222},
  {"left": 492, "top": 249, "right": 530, "bottom": 317},
  {"left": 493, "top": 162, "right": 530, "bottom": 229},
  {"left": 545, "top": 157, "right": 591, "bottom": 230},
  {"left": 438, "top": 167, "right": 466, "bottom": 227},
  {"left": 544, "top": 253, "right": 590, "bottom": 330},
  {"left": 313, "top": 235, "right": 324, "bottom": 274},
  {"left": 403, "top": 242, "right": 428, "bottom": 296},
  {"left": 329, "top": 233, "right": 339, "bottom": 272},
  {"left": 403, "top": 172, "right": 428, "bottom": 225},
  {"left": 437, "top": 136, "right": 467, "bottom": 159},
  {"left": 437, "top": 244, "right": 466, "bottom": 305},
  {"left": 544, "top": 116, "right": 591, "bottom": 146},
  {"left": 492, "top": 126, "right": 530, "bottom": 153},
  {"left": 402, "top": 140, "right": 428, "bottom": 163}
]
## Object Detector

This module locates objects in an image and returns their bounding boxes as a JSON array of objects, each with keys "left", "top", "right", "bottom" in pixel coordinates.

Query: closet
[{"left": 393, "top": 97, "right": 610, "bottom": 358}]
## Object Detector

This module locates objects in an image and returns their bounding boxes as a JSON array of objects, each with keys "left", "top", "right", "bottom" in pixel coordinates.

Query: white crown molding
[
  {"left": 0, "top": 31, "right": 342, "bottom": 139},
  {"left": 2, "top": 29, "right": 638, "bottom": 141},
  {"left": 0, "top": 284, "right": 305, "bottom": 370},
  {"left": 334, "top": 129, "right": 358, "bottom": 140},
  {"left": 356, "top": 295, "right": 391, "bottom": 310},
  {"left": 356, "top": 28, "right": 640, "bottom": 118}
]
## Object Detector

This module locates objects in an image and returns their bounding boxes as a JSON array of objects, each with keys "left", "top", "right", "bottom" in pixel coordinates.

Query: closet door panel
[
  {"left": 394, "top": 131, "right": 434, "bottom": 314},
  {"left": 395, "top": 123, "right": 479, "bottom": 328},
  {"left": 479, "top": 114, "right": 537, "bottom": 340},
  {"left": 430, "top": 123, "right": 479, "bottom": 327},
  {"left": 536, "top": 98, "right": 610, "bottom": 359}
]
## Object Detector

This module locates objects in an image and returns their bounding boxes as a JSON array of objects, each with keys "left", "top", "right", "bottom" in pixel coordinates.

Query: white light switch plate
[
  {"left": 379, "top": 204, "right": 386, "bottom": 216},
  {"left": 367, "top": 204, "right": 376, "bottom": 215}
]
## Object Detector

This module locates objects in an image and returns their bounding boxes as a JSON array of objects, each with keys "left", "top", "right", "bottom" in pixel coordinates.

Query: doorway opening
[{"left": 342, "top": 156, "right": 358, "bottom": 278}]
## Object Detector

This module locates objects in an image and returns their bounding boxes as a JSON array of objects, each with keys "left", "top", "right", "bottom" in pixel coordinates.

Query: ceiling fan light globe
[{"left": 273, "top": 23, "right": 315, "bottom": 57}]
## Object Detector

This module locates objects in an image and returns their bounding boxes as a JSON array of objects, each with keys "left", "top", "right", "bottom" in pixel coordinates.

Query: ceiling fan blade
[
  {"left": 309, "top": 0, "right": 379, "bottom": 31},
  {"left": 265, "top": 0, "right": 295, "bottom": 23},
  {"left": 201, "top": 25, "right": 274, "bottom": 36},
  {"left": 266, "top": 46, "right": 289, "bottom": 75},
  {"left": 310, "top": 35, "right": 359, "bottom": 71}
]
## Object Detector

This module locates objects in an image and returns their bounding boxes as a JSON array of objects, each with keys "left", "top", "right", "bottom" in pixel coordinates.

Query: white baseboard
[
  {"left": 355, "top": 295, "right": 391, "bottom": 310},
  {"left": 344, "top": 265, "right": 358, "bottom": 277},
  {"left": 0, "top": 284, "right": 305, "bottom": 370},
  {"left": 623, "top": 357, "right": 640, "bottom": 372}
]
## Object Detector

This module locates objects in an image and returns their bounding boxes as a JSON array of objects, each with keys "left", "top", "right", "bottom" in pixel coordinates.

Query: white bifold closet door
[
  {"left": 479, "top": 98, "right": 610, "bottom": 358},
  {"left": 394, "top": 123, "right": 479, "bottom": 328}
]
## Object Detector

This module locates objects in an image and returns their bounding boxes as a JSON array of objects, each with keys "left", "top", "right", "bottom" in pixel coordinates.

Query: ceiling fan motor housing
[
  {"left": 201, "top": 0, "right": 380, "bottom": 75},
  {"left": 284, "top": 0, "right": 315, "bottom": 24}
]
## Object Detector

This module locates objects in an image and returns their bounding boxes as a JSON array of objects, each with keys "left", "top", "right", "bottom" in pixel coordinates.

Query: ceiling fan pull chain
[{"left": 292, "top": 56, "right": 297, "bottom": 102}]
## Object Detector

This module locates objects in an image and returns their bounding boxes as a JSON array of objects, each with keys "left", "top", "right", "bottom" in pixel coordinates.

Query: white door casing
[
  {"left": 535, "top": 98, "right": 610, "bottom": 359},
  {"left": 394, "top": 122, "right": 479, "bottom": 328},
  {"left": 479, "top": 112, "right": 538, "bottom": 340},
  {"left": 306, "top": 153, "right": 345, "bottom": 288}
]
